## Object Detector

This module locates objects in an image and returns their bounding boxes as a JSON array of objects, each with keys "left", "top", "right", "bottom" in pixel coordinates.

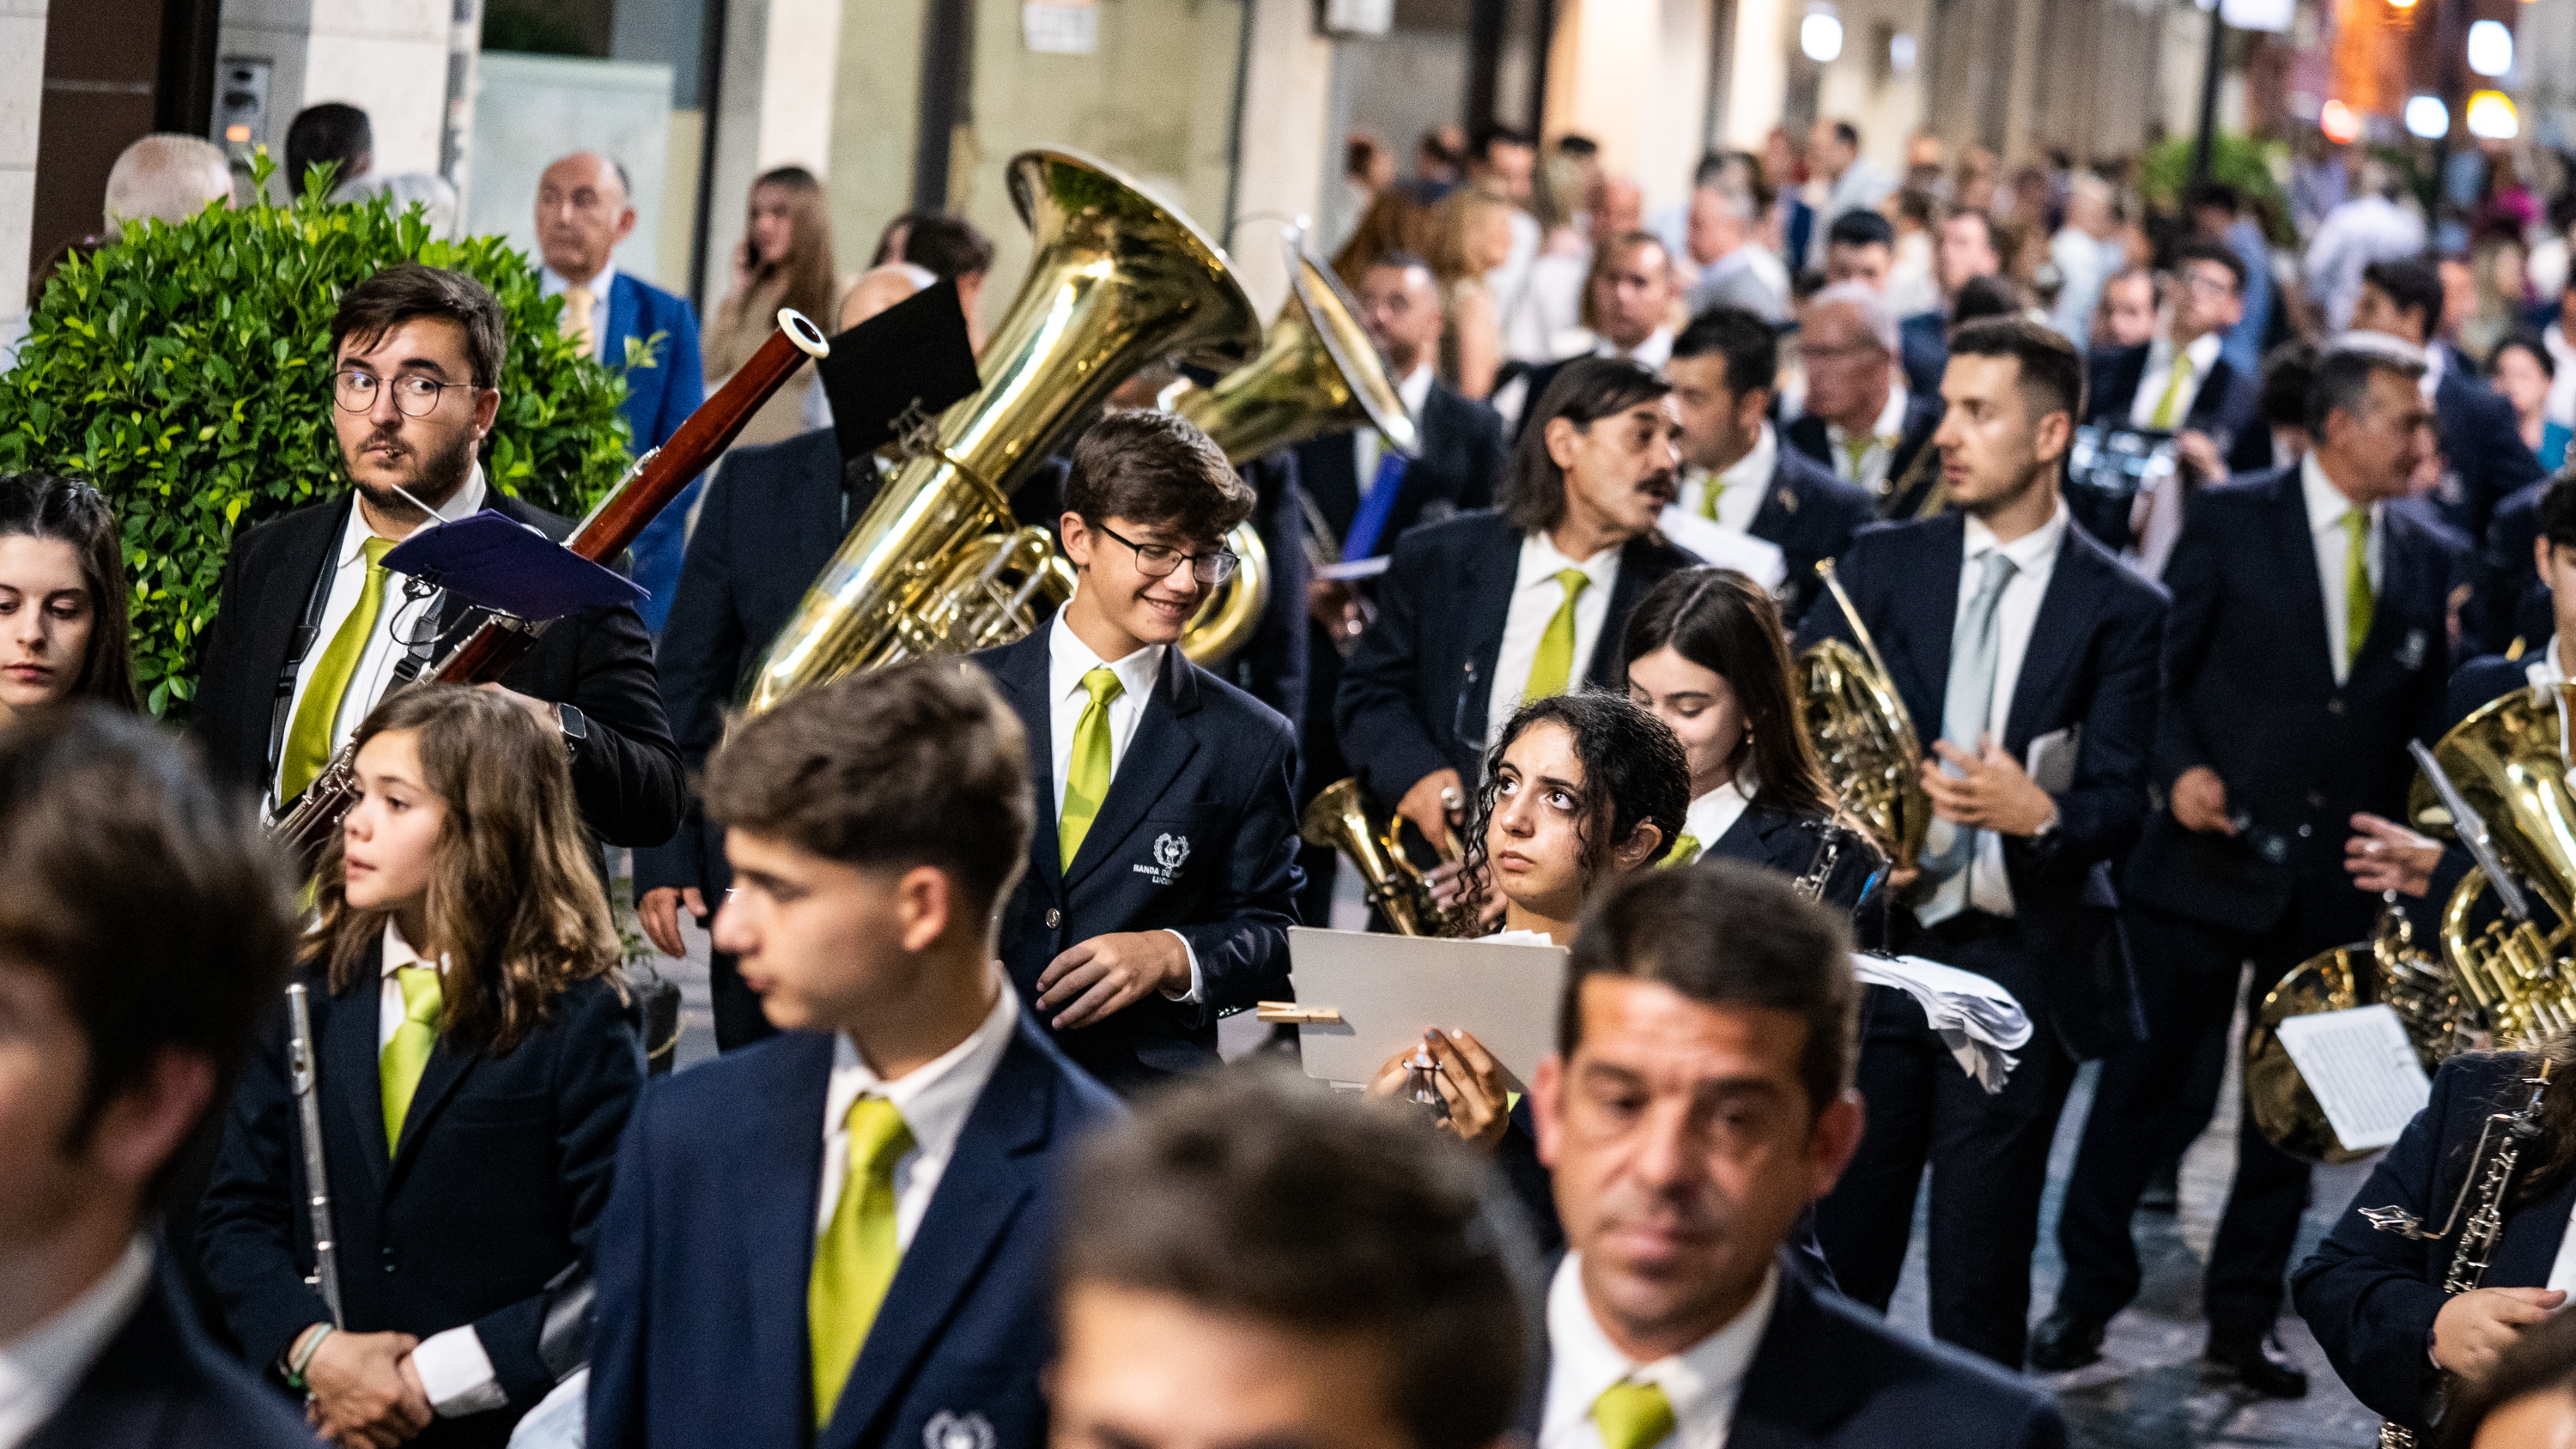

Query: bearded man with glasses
[
  {"left": 969, "top": 408, "right": 1303, "bottom": 1094},
  {"left": 191, "top": 263, "right": 683, "bottom": 858}
]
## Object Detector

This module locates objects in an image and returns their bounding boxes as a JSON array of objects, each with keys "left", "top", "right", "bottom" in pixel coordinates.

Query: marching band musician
[
  {"left": 0, "top": 472, "right": 139, "bottom": 721},
  {"left": 188, "top": 264, "right": 682, "bottom": 857},
  {"left": 1783, "top": 283, "right": 1945, "bottom": 518},
  {"left": 975, "top": 409, "right": 1303, "bottom": 1094},
  {"left": 1337, "top": 357, "right": 1698, "bottom": 865},
  {"left": 2293, "top": 1047, "right": 2576, "bottom": 1437},
  {"left": 2037, "top": 338, "right": 2456, "bottom": 1394},
  {"left": 200, "top": 685, "right": 644, "bottom": 1449},
  {"left": 1623, "top": 566, "right": 1884, "bottom": 915},
  {"left": 1795, "top": 318, "right": 2167, "bottom": 1371}
]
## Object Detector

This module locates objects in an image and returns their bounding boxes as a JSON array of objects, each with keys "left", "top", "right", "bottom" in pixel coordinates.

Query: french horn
[{"left": 1800, "top": 561, "right": 1930, "bottom": 869}]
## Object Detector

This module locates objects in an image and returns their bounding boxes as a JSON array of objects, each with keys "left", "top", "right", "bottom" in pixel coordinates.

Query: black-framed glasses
[
  {"left": 1095, "top": 522, "right": 1240, "bottom": 584},
  {"left": 332, "top": 370, "right": 479, "bottom": 417}
]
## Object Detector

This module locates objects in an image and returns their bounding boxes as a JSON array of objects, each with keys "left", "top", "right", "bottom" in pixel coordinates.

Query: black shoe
[
  {"left": 2205, "top": 1334, "right": 2309, "bottom": 1398},
  {"left": 2028, "top": 1309, "right": 2108, "bottom": 1372}
]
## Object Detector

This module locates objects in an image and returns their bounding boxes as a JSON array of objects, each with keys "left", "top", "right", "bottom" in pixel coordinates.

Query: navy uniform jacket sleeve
[
  {"left": 551, "top": 593, "right": 687, "bottom": 848},
  {"left": 2042, "top": 577, "right": 2163, "bottom": 866},
  {"left": 2148, "top": 488, "right": 2228, "bottom": 791},
  {"left": 197, "top": 1000, "right": 333, "bottom": 1369},
  {"left": 629, "top": 464, "right": 745, "bottom": 897},
  {"left": 1335, "top": 526, "right": 1457, "bottom": 802},
  {"left": 1170, "top": 716, "right": 1303, "bottom": 1021},
  {"left": 586, "top": 1075, "right": 659, "bottom": 1449}
]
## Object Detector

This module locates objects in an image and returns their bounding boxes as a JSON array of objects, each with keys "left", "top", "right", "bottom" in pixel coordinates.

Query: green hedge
[{"left": 0, "top": 152, "right": 633, "bottom": 718}]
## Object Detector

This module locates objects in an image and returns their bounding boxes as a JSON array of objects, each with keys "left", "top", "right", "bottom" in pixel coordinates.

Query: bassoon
[{"left": 270, "top": 309, "right": 829, "bottom": 868}]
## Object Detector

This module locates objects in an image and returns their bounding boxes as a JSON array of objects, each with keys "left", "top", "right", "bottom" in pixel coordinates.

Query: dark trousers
[
  {"left": 2052, "top": 889, "right": 2355, "bottom": 1340},
  {"left": 1814, "top": 911, "right": 2080, "bottom": 1370}
]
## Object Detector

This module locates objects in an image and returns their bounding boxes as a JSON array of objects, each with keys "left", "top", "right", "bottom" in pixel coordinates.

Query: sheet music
[
  {"left": 1657, "top": 506, "right": 1789, "bottom": 591},
  {"left": 2275, "top": 1005, "right": 2433, "bottom": 1153},
  {"left": 1283, "top": 927, "right": 1568, "bottom": 1088}
]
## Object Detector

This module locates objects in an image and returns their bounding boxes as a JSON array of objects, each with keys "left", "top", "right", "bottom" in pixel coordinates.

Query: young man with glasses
[
  {"left": 191, "top": 263, "right": 682, "bottom": 853},
  {"left": 970, "top": 409, "right": 1301, "bottom": 1093}
]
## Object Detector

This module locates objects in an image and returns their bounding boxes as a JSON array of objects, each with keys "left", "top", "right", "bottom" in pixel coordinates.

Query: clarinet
[
  {"left": 2360, "top": 1058, "right": 2555, "bottom": 1448},
  {"left": 285, "top": 983, "right": 344, "bottom": 1328}
]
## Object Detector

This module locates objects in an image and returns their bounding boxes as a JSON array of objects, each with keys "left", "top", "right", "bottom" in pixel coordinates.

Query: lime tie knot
[
  {"left": 1592, "top": 1379, "right": 1676, "bottom": 1449},
  {"left": 1658, "top": 833, "right": 1701, "bottom": 869}
]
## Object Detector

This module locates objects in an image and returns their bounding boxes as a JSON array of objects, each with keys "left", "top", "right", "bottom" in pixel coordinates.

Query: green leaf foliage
[
  {"left": 2139, "top": 132, "right": 2294, "bottom": 246},
  {"left": 0, "top": 149, "right": 632, "bottom": 720}
]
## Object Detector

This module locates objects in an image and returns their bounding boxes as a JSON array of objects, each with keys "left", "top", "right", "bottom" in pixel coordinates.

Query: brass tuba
[
  {"left": 738, "top": 149, "right": 1262, "bottom": 712},
  {"left": 1168, "top": 236, "right": 1419, "bottom": 666},
  {"left": 1799, "top": 561, "right": 1931, "bottom": 869},
  {"left": 1297, "top": 777, "right": 1474, "bottom": 937}
]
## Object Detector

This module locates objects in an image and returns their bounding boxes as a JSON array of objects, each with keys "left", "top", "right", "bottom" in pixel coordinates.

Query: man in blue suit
[
  {"left": 588, "top": 661, "right": 1123, "bottom": 1449},
  {"left": 2034, "top": 339, "right": 2459, "bottom": 1394},
  {"left": 2351, "top": 257, "right": 2541, "bottom": 549},
  {"left": 535, "top": 151, "right": 706, "bottom": 634},
  {"left": 975, "top": 409, "right": 1302, "bottom": 1093}
]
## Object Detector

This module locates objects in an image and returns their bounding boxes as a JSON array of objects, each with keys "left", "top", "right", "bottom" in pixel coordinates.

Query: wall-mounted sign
[{"left": 1024, "top": 0, "right": 1098, "bottom": 54}]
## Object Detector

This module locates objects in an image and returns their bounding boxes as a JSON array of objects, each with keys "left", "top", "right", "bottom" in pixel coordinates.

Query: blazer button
[
  {"left": 2325, "top": 699, "right": 2345, "bottom": 715},
  {"left": 1046, "top": 907, "right": 1061, "bottom": 929}
]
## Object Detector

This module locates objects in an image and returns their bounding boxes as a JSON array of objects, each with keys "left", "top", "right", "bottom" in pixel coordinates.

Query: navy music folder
[{"left": 380, "top": 510, "right": 647, "bottom": 621}]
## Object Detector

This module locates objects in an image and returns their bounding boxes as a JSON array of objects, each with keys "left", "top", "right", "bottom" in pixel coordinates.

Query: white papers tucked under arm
[
  {"left": 2275, "top": 1005, "right": 2433, "bottom": 1154},
  {"left": 1316, "top": 556, "right": 1393, "bottom": 582},
  {"left": 1657, "top": 507, "right": 1789, "bottom": 591},
  {"left": 1280, "top": 927, "right": 1570, "bottom": 1088},
  {"left": 1850, "top": 952, "right": 2032, "bottom": 1094}
]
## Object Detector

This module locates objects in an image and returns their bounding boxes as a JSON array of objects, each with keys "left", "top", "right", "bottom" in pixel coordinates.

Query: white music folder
[{"left": 1270, "top": 927, "right": 1571, "bottom": 1089}]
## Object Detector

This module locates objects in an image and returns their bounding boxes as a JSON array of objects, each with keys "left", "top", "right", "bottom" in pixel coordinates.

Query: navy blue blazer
[
  {"left": 2293, "top": 1052, "right": 2570, "bottom": 1432},
  {"left": 2083, "top": 343, "right": 2262, "bottom": 454},
  {"left": 23, "top": 1259, "right": 317, "bottom": 1449},
  {"left": 1898, "top": 309, "right": 1947, "bottom": 400},
  {"left": 586, "top": 1013, "right": 1124, "bottom": 1449},
  {"left": 600, "top": 271, "right": 708, "bottom": 636},
  {"left": 634, "top": 427, "right": 872, "bottom": 904},
  {"left": 1519, "top": 1249, "right": 2066, "bottom": 1448},
  {"left": 1293, "top": 380, "right": 1508, "bottom": 555},
  {"left": 1783, "top": 388, "right": 1947, "bottom": 520},
  {"left": 2123, "top": 465, "right": 2458, "bottom": 937},
  {"left": 1746, "top": 440, "right": 1879, "bottom": 622},
  {"left": 2475, "top": 479, "right": 2555, "bottom": 657},
  {"left": 200, "top": 961, "right": 643, "bottom": 1448},
  {"left": 1793, "top": 510, "right": 2167, "bottom": 1058},
  {"left": 976, "top": 628, "right": 1303, "bottom": 1090},
  {"left": 1698, "top": 797, "right": 1888, "bottom": 920},
  {"left": 2424, "top": 366, "right": 2545, "bottom": 547},
  {"left": 1334, "top": 509, "right": 1700, "bottom": 805}
]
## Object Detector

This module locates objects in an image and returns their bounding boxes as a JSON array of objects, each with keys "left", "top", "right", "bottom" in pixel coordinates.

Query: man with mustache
[
  {"left": 1340, "top": 357, "right": 1698, "bottom": 854},
  {"left": 1527, "top": 860, "right": 2064, "bottom": 1449},
  {"left": 191, "top": 264, "right": 683, "bottom": 857}
]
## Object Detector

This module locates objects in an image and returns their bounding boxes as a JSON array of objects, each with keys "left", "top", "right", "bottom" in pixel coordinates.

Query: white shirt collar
[
  {"left": 2300, "top": 452, "right": 2379, "bottom": 537},
  {"left": 1599, "top": 327, "right": 1674, "bottom": 371},
  {"left": 1541, "top": 1252, "right": 1777, "bottom": 1446},
  {"left": 2419, "top": 340, "right": 2445, "bottom": 398},
  {"left": 0, "top": 1236, "right": 154, "bottom": 1443},
  {"left": 1961, "top": 496, "right": 2069, "bottom": 573},
  {"left": 1397, "top": 362, "right": 1437, "bottom": 421},
  {"left": 340, "top": 464, "right": 489, "bottom": 567},
  {"left": 1680, "top": 778, "right": 1754, "bottom": 858},
  {"left": 1518, "top": 529, "right": 1622, "bottom": 591},
  {"left": 2530, "top": 635, "right": 2569, "bottom": 688},
  {"left": 1047, "top": 608, "right": 1163, "bottom": 713},
  {"left": 539, "top": 261, "right": 617, "bottom": 299},
  {"left": 1873, "top": 383, "right": 1910, "bottom": 440},
  {"left": 380, "top": 919, "right": 448, "bottom": 979},
  {"left": 825, "top": 972, "right": 1019, "bottom": 1167},
  {"left": 2157, "top": 327, "right": 2222, "bottom": 375}
]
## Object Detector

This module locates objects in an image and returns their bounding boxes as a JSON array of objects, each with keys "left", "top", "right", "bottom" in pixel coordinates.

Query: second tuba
[{"left": 738, "top": 149, "right": 1263, "bottom": 712}]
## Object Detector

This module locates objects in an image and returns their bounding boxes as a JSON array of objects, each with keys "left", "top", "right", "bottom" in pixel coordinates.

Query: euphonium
[
  {"left": 1799, "top": 561, "right": 1931, "bottom": 869},
  {"left": 1169, "top": 237, "right": 1419, "bottom": 666},
  {"left": 2246, "top": 901, "right": 2460, "bottom": 1164},
  {"left": 738, "top": 150, "right": 1261, "bottom": 712},
  {"left": 1297, "top": 776, "right": 1475, "bottom": 937}
]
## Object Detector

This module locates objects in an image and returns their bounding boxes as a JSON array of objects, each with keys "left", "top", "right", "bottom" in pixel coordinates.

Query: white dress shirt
[
  {"left": 1677, "top": 779, "right": 1753, "bottom": 862},
  {"left": 1924, "top": 501, "right": 2069, "bottom": 921},
  {"left": 1539, "top": 1253, "right": 1777, "bottom": 1449},
  {"left": 2543, "top": 320, "right": 2576, "bottom": 429},
  {"left": 275, "top": 467, "right": 489, "bottom": 811},
  {"left": 1044, "top": 609, "right": 1202, "bottom": 1001},
  {"left": 539, "top": 263, "right": 617, "bottom": 362},
  {"left": 2301, "top": 454, "right": 2384, "bottom": 688},
  {"left": 1598, "top": 327, "right": 1674, "bottom": 373},
  {"left": 2127, "top": 330, "right": 2222, "bottom": 428},
  {"left": 1355, "top": 363, "right": 1439, "bottom": 506},
  {"left": 1824, "top": 385, "right": 1911, "bottom": 494},
  {"left": 1486, "top": 532, "right": 1624, "bottom": 738},
  {"left": 2529, "top": 636, "right": 2571, "bottom": 688},
  {"left": 1674, "top": 425, "right": 1776, "bottom": 536},
  {"left": 0, "top": 1237, "right": 152, "bottom": 1449},
  {"left": 817, "top": 974, "right": 1019, "bottom": 1242}
]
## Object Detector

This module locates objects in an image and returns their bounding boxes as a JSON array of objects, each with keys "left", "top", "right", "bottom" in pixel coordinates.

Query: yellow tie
[
  {"left": 281, "top": 536, "right": 395, "bottom": 803},
  {"left": 380, "top": 965, "right": 442, "bottom": 1155},
  {"left": 1657, "top": 834, "right": 1701, "bottom": 868},
  {"left": 1592, "top": 1380, "right": 1677, "bottom": 1449},
  {"left": 1060, "top": 667, "right": 1123, "bottom": 869},
  {"left": 810, "top": 1096, "right": 913, "bottom": 1428},
  {"left": 2343, "top": 509, "right": 2374, "bottom": 669},
  {"left": 1697, "top": 471, "right": 1725, "bottom": 522},
  {"left": 1523, "top": 569, "right": 1591, "bottom": 703},
  {"left": 2149, "top": 351, "right": 2195, "bottom": 429},
  {"left": 562, "top": 283, "right": 597, "bottom": 355},
  {"left": 1840, "top": 433, "right": 1874, "bottom": 480}
]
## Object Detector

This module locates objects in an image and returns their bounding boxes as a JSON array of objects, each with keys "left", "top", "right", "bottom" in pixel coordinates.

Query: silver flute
[{"left": 285, "top": 984, "right": 343, "bottom": 1327}]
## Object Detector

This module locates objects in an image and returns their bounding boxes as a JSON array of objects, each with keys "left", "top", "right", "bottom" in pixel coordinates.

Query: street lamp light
[
  {"left": 1801, "top": 6, "right": 1844, "bottom": 64},
  {"left": 2404, "top": 94, "right": 2450, "bottom": 139},
  {"left": 2467, "top": 20, "right": 2512, "bottom": 77},
  {"left": 2465, "top": 90, "right": 2519, "bottom": 140}
]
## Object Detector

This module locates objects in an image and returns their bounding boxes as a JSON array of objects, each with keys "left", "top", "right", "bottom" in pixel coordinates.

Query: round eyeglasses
[
  {"left": 1095, "top": 522, "right": 1242, "bottom": 585},
  {"left": 332, "top": 370, "right": 479, "bottom": 417}
]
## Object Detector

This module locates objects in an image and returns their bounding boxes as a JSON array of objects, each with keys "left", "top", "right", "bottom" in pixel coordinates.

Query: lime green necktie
[
  {"left": 282, "top": 536, "right": 396, "bottom": 803},
  {"left": 380, "top": 965, "right": 442, "bottom": 1155},
  {"left": 2148, "top": 352, "right": 2195, "bottom": 429},
  {"left": 1060, "top": 667, "right": 1123, "bottom": 869},
  {"left": 1697, "top": 471, "right": 1725, "bottom": 522},
  {"left": 1657, "top": 834, "right": 1701, "bottom": 869},
  {"left": 2342, "top": 509, "right": 2374, "bottom": 669},
  {"left": 1593, "top": 1379, "right": 1677, "bottom": 1449},
  {"left": 810, "top": 1096, "right": 913, "bottom": 1428},
  {"left": 1524, "top": 569, "right": 1591, "bottom": 703},
  {"left": 1840, "top": 433, "right": 1874, "bottom": 480}
]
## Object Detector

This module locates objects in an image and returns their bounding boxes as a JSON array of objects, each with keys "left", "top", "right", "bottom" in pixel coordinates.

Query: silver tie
[{"left": 1919, "top": 549, "right": 2019, "bottom": 925}]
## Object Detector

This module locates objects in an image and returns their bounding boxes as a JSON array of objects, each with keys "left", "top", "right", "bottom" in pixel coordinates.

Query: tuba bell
[
  {"left": 1166, "top": 236, "right": 1419, "bottom": 666},
  {"left": 738, "top": 149, "right": 1262, "bottom": 712},
  {"left": 1800, "top": 561, "right": 1931, "bottom": 869}
]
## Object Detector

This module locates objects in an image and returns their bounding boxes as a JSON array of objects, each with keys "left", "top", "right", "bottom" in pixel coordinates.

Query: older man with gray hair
[
  {"left": 102, "top": 134, "right": 234, "bottom": 237},
  {"left": 1685, "top": 185, "right": 1788, "bottom": 324},
  {"left": 1787, "top": 282, "right": 1946, "bottom": 517}
]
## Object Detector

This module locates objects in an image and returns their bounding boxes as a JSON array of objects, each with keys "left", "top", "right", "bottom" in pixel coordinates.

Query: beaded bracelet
[{"left": 285, "top": 1323, "right": 334, "bottom": 1391}]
